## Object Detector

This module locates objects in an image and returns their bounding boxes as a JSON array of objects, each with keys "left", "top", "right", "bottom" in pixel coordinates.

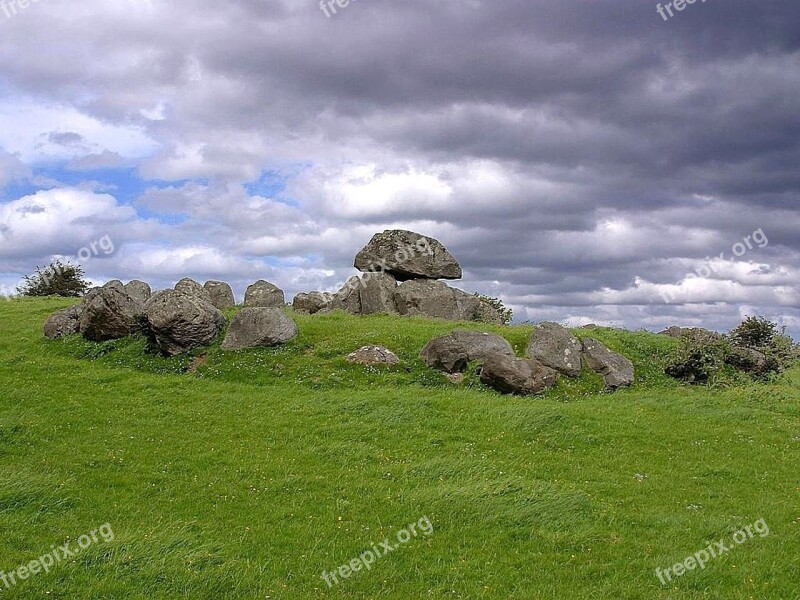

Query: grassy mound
[{"left": 0, "top": 297, "right": 797, "bottom": 599}]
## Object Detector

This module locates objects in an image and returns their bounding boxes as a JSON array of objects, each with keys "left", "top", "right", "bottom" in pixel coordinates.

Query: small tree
[
  {"left": 17, "top": 260, "right": 90, "bottom": 298},
  {"left": 474, "top": 293, "right": 513, "bottom": 325}
]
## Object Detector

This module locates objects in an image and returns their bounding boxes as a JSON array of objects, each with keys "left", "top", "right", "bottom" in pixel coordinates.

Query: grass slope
[{"left": 0, "top": 297, "right": 797, "bottom": 599}]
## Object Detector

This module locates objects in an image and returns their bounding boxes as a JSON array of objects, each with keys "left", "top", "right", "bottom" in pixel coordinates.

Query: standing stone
[
  {"left": 329, "top": 277, "right": 362, "bottom": 314},
  {"left": 354, "top": 230, "right": 462, "bottom": 280},
  {"left": 221, "top": 308, "right": 297, "bottom": 350},
  {"left": 581, "top": 338, "right": 635, "bottom": 390},
  {"left": 244, "top": 280, "right": 285, "bottom": 308},
  {"left": 393, "top": 280, "right": 460, "bottom": 319},
  {"left": 421, "top": 330, "right": 514, "bottom": 373},
  {"left": 479, "top": 354, "right": 559, "bottom": 396},
  {"left": 203, "top": 281, "right": 236, "bottom": 309},
  {"left": 79, "top": 286, "right": 142, "bottom": 342},
  {"left": 124, "top": 280, "right": 152, "bottom": 305},
  {"left": 175, "top": 277, "right": 211, "bottom": 300},
  {"left": 526, "top": 322, "right": 582, "bottom": 377},
  {"left": 144, "top": 290, "right": 226, "bottom": 355},
  {"left": 44, "top": 305, "right": 82, "bottom": 339},
  {"left": 359, "top": 273, "right": 398, "bottom": 315},
  {"left": 292, "top": 292, "right": 333, "bottom": 314}
]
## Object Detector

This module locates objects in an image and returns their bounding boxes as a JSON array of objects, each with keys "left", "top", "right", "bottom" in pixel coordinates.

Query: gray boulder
[
  {"left": 421, "top": 330, "right": 514, "bottom": 373},
  {"left": 292, "top": 291, "right": 333, "bottom": 314},
  {"left": 244, "top": 280, "right": 285, "bottom": 308},
  {"left": 124, "top": 280, "right": 152, "bottom": 305},
  {"left": 174, "top": 277, "right": 210, "bottom": 300},
  {"left": 44, "top": 305, "right": 82, "bottom": 339},
  {"left": 394, "top": 279, "right": 460, "bottom": 320},
  {"left": 480, "top": 354, "right": 559, "bottom": 396},
  {"left": 354, "top": 230, "right": 462, "bottom": 280},
  {"left": 346, "top": 345, "right": 400, "bottom": 366},
  {"left": 221, "top": 307, "right": 297, "bottom": 350},
  {"left": 144, "top": 290, "right": 226, "bottom": 355},
  {"left": 203, "top": 280, "right": 236, "bottom": 309},
  {"left": 526, "top": 322, "right": 582, "bottom": 377},
  {"left": 581, "top": 338, "right": 635, "bottom": 389},
  {"left": 328, "top": 277, "right": 362, "bottom": 314},
  {"left": 451, "top": 288, "right": 504, "bottom": 324},
  {"left": 359, "top": 273, "right": 398, "bottom": 315},
  {"left": 79, "top": 285, "right": 142, "bottom": 342}
]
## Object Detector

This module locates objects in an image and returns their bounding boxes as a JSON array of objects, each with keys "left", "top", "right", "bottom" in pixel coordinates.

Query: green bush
[
  {"left": 473, "top": 294, "right": 513, "bottom": 325},
  {"left": 17, "top": 260, "right": 90, "bottom": 298},
  {"left": 665, "top": 316, "right": 798, "bottom": 384}
]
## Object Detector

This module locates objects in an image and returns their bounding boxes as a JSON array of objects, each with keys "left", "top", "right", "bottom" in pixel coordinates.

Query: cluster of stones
[
  {"left": 420, "top": 322, "right": 634, "bottom": 395},
  {"left": 292, "top": 230, "right": 505, "bottom": 324},
  {"left": 44, "top": 277, "right": 297, "bottom": 355}
]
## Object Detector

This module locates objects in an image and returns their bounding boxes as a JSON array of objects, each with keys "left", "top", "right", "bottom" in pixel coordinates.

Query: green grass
[{"left": 0, "top": 297, "right": 798, "bottom": 599}]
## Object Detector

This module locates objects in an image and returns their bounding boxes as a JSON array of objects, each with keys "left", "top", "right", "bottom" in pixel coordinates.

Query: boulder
[
  {"left": 124, "top": 280, "right": 152, "bottom": 305},
  {"left": 44, "top": 305, "right": 82, "bottom": 339},
  {"left": 144, "top": 290, "right": 226, "bottom": 355},
  {"left": 174, "top": 277, "right": 210, "bottom": 300},
  {"left": 725, "top": 346, "right": 770, "bottom": 376},
  {"left": 203, "top": 280, "right": 236, "bottom": 309},
  {"left": 328, "top": 277, "right": 362, "bottom": 314},
  {"left": 474, "top": 299, "right": 504, "bottom": 325},
  {"left": 354, "top": 230, "right": 462, "bottom": 280},
  {"left": 221, "top": 307, "right": 297, "bottom": 350},
  {"left": 526, "top": 322, "right": 582, "bottom": 377},
  {"left": 359, "top": 273, "right": 398, "bottom": 315},
  {"left": 480, "top": 354, "right": 559, "bottom": 396},
  {"left": 79, "top": 285, "right": 142, "bottom": 342},
  {"left": 421, "top": 330, "right": 514, "bottom": 373},
  {"left": 394, "top": 279, "right": 460, "bottom": 320},
  {"left": 292, "top": 291, "right": 333, "bottom": 314},
  {"left": 451, "top": 288, "right": 504, "bottom": 324},
  {"left": 244, "top": 280, "right": 285, "bottom": 308},
  {"left": 346, "top": 345, "right": 400, "bottom": 366},
  {"left": 581, "top": 338, "right": 634, "bottom": 389}
]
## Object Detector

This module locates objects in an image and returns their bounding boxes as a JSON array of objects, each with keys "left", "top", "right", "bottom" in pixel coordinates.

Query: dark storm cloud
[{"left": 0, "top": 0, "right": 798, "bottom": 335}]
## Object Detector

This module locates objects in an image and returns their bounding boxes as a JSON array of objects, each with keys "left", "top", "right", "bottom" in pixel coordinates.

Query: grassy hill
[{"left": 0, "top": 297, "right": 797, "bottom": 599}]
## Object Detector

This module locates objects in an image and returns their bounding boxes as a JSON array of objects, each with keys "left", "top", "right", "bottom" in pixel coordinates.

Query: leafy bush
[
  {"left": 17, "top": 260, "right": 90, "bottom": 298},
  {"left": 664, "top": 330, "right": 734, "bottom": 384},
  {"left": 473, "top": 294, "right": 513, "bottom": 325},
  {"left": 665, "top": 316, "right": 798, "bottom": 384},
  {"left": 730, "top": 316, "right": 797, "bottom": 375}
]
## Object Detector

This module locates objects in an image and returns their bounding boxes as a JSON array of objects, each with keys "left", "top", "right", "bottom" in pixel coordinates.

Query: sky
[{"left": 0, "top": 0, "right": 798, "bottom": 337}]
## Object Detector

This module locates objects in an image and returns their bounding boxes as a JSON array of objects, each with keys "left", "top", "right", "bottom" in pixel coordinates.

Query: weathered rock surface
[
  {"left": 526, "top": 322, "right": 582, "bottom": 377},
  {"left": 354, "top": 230, "right": 462, "bottom": 280},
  {"left": 79, "top": 285, "right": 142, "bottom": 342},
  {"left": 221, "top": 307, "right": 297, "bottom": 350},
  {"left": 359, "top": 273, "right": 398, "bottom": 315},
  {"left": 44, "top": 305, "right": 82, "bottom": 339},
  {"left": 292, "top": 291, "right": 333, "bottom": 314},
  {"left": 244, "top": 280, "right": 285, "bottom": 308},
  {"left": 144, "top": 290, "right": 226, "bottom": 355},
  {"left": 581, "top": 338, "right": 635, "bottom": 389},
  {"left": 203, "top": 280, "right": 236, "bottom": 309},
  {"left": 346, "top": 345, "right": 400, "bottom": 366},
  {"left": 394, "top": 279, "right": 460, "bottom": 319},
  {"left": 175, "top": 277, "right": 210, "bottom": 300},
  {"left": 421, "top": 330, "right": 514, "bottom": 373},
  {"left": 725, "top": 346, "right": 770, "bottom": 376},
  {"left": 479, "top": 354, "right": 559, "bottom": 395},
  {"left": 124, "top": 280, "right": 152, "bottom": 305},
  {"left": 328, "top": 277, "right": 362, "bottom": 314}
]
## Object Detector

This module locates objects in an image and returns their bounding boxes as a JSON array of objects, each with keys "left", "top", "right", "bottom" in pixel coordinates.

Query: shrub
[
  {"left": 664, "top": 330, "right": 733, "bottom": 384},
  {"left": 730, "top": 316, "right": 797, "bottom": 375},
  {"left": 17, "top": 260, "right": 90, "bottom": 298},
  {"left": 473, "top": 294, "right": 513, "bottom": 325}
]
